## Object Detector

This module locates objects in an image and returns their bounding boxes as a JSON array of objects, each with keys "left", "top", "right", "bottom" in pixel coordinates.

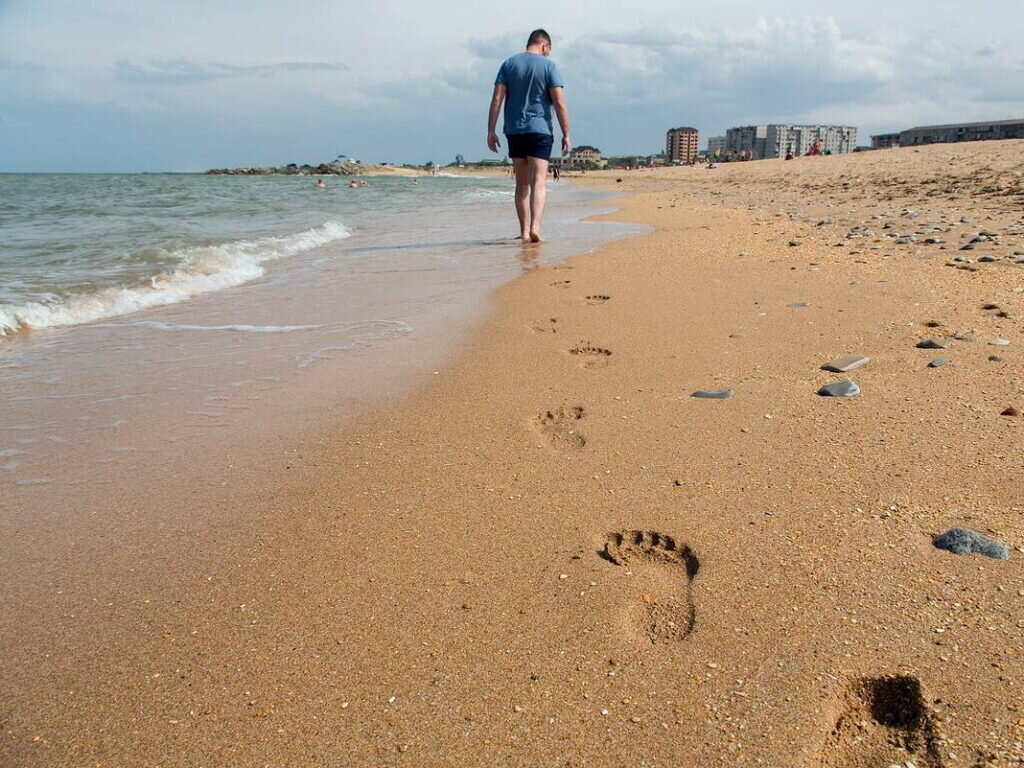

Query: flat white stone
[{"left": 821, "top": 355, "right": 870, "bottom": 373}]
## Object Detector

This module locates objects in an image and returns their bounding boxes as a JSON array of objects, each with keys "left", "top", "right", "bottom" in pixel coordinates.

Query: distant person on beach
[
  {"left": 487, "top": 28, "right": 571, "bottom": 243},
  {"left": 315, "top": 179, "right": 327, "bottom": 189}
]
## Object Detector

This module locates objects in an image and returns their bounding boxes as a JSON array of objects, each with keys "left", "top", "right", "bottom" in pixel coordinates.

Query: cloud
[
  {"left": 112, "top": 58, "right": 348, "bottom": 85},
  {"left": 0, "top": 58, "right": 45, "bottom": 73},
  {"left": 2, "top": 8, "right": 1024, "bottom": 170}
]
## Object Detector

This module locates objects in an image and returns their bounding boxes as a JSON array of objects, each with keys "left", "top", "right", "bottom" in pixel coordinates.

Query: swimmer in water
[{"left": 315, "top": 179, "right": 327, "bottom": 188}]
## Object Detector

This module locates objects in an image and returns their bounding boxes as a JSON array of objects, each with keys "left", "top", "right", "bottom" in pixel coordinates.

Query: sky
[{"left": 1, "top": 0, "right": 1023, "bottom": 172}]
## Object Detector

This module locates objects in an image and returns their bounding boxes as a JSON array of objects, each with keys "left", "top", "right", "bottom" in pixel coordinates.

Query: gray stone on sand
[
  {"left": 916, "top": 338, "right": 954, "bottom": 350},
  {"left": 978, "top": 255, "right": 999, "bottom": 263},
  {"left": 818, "top": 379, "right": 860, "bottom": 397},
  {"left": 692, "top": 389, "right": 733, "bottom": 399},
  {"left": 822, "top": 355, "right": 870, "bottom": 373},
  {"left": 933, "top": 528, "right": 1009, "bottom": 560},
  {"left": 928, "top": 357, "right": 949, "bottom": 368},
  {"left": 787, "top": 301, "right": 810, "bottom": 308},
  {"left": 789, "top": 240, "right": 802, "bottom": 247},
  {"left": 989, "top": 338, "right": 1010, "bottom": 346}
]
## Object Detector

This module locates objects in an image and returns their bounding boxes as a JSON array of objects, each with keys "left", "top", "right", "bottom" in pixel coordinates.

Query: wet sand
[{"left": 2, "top": 141, "right": 1023, "bottom": 767}]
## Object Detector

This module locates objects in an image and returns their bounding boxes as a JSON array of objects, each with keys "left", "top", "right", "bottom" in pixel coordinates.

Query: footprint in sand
[
  {"left": 550, "top": 279, "right": 572, "bottom": 288},
  {"left": 585, "top": 294, "right": 611, "bottom": 305},
  {"left": 534, "top": 406, "right": 586, "bottom": 450},
  {"left": 602, "top": 530, "right": 700, "bottom": 643},
  {"left": 570, "top": 343, "right": 612, "bottom": 368},
  {"left": 528, "top": 318, "right": 559, "bottom": 334},
  {"left": 818, "top": 674, "right": 944, "bottom": 768}
]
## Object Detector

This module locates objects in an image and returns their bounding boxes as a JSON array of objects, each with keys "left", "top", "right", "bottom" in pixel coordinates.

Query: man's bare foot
[{"left": 529, "top": 232, "right": 543, "bottom": 243}]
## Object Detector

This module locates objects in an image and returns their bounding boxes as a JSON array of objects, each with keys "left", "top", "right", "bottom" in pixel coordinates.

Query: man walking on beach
[{"left": 487, "top": 29, "right": 571, "bottom": 243}]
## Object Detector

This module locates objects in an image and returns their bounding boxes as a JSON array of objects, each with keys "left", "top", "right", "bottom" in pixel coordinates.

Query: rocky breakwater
[{"left": 206, "top": 161, "right": 372, "bottom": 176}]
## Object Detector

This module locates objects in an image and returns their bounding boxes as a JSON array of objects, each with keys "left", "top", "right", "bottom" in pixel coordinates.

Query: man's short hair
[{"left": 527, "top": 29, "right": 551, "bottom": 47}]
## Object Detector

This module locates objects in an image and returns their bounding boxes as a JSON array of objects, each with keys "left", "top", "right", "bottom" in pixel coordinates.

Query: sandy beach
[{"left": 3, "top": 141, "right": 1024, "bottom": 767}]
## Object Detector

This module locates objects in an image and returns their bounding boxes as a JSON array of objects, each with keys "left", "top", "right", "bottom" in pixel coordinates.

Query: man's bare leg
[
  {"left": 527, "top": 157, "right": 549, "bottom": 242},
  {"left": 512, "top": 158, "right": 531, "bottom": 240}
]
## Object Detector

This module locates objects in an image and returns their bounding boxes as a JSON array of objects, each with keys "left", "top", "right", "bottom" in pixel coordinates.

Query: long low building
[{"left": 873, "top": 119, "right": 1024, "bottom": 147}]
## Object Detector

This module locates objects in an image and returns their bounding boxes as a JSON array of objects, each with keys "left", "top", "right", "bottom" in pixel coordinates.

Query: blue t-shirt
[{"left": 495, "top": 52, "right": 565, "bottom": 136}]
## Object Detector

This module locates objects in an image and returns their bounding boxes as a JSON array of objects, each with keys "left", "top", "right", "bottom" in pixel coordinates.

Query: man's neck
[{"left": 525, "top": 45, "right": 545, "bottom": 55}]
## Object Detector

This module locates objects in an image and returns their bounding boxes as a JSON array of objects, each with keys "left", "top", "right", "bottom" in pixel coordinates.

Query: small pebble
[
  {"left": 692, "top": 389, "right": 733, "bottom": 399},
  {"left": 818, "top": 379, "right": 860, "bottom": 397}
]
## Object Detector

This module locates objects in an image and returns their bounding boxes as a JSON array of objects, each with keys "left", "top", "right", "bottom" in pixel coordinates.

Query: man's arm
[
  {"left": 487, "top": 84, "right": 505, "bottom": 153},
  {"left": 550, "top": 86, "right": 571, "bottom": 156}
]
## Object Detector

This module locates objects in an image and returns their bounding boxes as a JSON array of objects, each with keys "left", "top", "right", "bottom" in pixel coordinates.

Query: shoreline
[{"left": 3, "top": 142, "right": 1023, "bottom": 766}]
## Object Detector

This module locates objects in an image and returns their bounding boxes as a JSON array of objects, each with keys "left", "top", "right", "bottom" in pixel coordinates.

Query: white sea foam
[
  {"left": 297, "top": 320, "right": 412, "bottom": 368},
  {"left": 122, "top": 321, "right": 324, "bottom": 333},
  {"left": 0, "top": 221, "right": 350, "bottom": 336},
  {"left": 464, "top": 188, "right": 515, "bottom": 199}
]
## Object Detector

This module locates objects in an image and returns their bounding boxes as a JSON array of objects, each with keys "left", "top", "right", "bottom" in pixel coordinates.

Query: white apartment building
[
  {"left": 765, "top": 124, "right": 857, "bottom": 157},
  {"left": 707, "top": 135, "right": 726, "bottom": 155},
  {"left": 725, "top": 124, "right": 857, "bottom": 158}
]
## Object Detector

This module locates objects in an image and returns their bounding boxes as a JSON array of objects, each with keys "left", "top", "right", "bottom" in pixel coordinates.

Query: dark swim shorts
[{"left": 506, "top": 132, "right": 554, "bottom": 161}]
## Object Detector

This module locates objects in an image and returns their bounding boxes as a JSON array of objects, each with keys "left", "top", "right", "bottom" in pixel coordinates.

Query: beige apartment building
[
  {"left": 666, "top": 126, "right": 699, "bottom": 163},
  {"left": 565, "top": 145, "right": 603, "bottom": 169}
]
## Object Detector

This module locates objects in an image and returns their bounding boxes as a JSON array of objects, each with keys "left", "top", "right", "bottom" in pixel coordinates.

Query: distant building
[
  {"left": 871, "top": 133, "right": 901, "bottom": 149},
  {"left": 767, "top": 125, "right": 857, "bottom": 157},
  {"left": 895, "top": 119, "right": 1024, "bottom": 146},
  {"left": 725, "top": 124, "right": 857, "bottom": 158},
  {"left": 707, "top": 136, "right": 726, "bottom": 156},
  {"left": 607, "top": 155, "right": 650, "bottom": 168},
  {"left": 725, "top": 126, "right": 768, "bottom": 158},
  {"left": 666, "top": 126, "right": 699, "bottom": 163},
  {"left": 567, "top": 145, "right": 603, "bottom": 169}
]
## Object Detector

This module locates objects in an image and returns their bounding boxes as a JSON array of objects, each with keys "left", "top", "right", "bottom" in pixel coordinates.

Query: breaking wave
[{"left": 0, "top": 221, "right": 350, "bottom": 336}]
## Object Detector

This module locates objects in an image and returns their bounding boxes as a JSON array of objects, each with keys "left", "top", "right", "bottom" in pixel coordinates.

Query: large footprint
[
  {"left": 602, "top": 530, "right": 700, "bottom": 643},
  {"left": 817, "top": 674, "right": 944, "bottom": 768},
  {"left": 570, "top": 343, "right": 612, "bottom": 369}
]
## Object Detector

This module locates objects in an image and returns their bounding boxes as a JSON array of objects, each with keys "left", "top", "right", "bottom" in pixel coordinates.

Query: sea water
[{"left": 0, "top": 172, "right": 642, "bottom": 504}]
